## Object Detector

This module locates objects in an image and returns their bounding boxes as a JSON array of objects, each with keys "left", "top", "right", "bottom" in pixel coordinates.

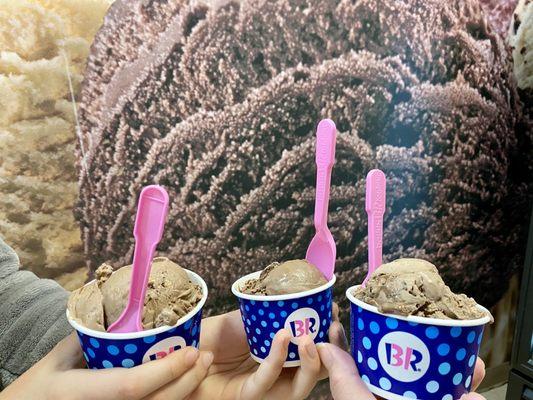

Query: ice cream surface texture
[
  {"left": 241, "top": 259, "right": 328, "bottom": 296},
  {"left": 354, "top": 258, "right": 491, "bottom": 320},
  {"left": 68, "top": 257, "right": 202, "bottom": 331}
]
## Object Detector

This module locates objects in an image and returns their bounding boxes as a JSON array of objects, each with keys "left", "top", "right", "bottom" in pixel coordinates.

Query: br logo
[
  {"left": 377, "top": 332, "right": 430, "bottom": 382},
  {"left": 284, "top": 308, "right": 320, "bottom": 345},
  {"left": 142, "top": 336, "right": 187, "bottom": 363}
]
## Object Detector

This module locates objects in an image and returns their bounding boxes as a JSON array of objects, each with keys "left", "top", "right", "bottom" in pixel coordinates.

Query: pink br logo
[
  {"left": 284, "top": 308, "right": 320, "bottom": 344},
  {"left": 377, "top": 332, "right": 430, "bottom": 382},
  {"left": 142, "top": 336, "right": 187, "bottom": 363}
]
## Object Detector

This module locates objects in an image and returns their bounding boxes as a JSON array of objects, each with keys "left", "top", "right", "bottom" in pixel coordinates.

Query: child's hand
[
  {"left": 0, "top": 333, "right": 213, "bottom": 400},
  {"left": 188, "top": 309, "right": 325, "bottom": 400},
  {"left": 318, "top": 339, "right": 487, "bottom": 400}
]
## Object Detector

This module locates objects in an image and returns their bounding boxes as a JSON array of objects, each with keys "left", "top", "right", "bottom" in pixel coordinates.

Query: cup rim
[
  {"left": 346, "top": 285, "right": 492, "bottom": 327},
  {"left": 66, "top": 268, "right": 208, "bottom": 340},
  {"left": 231, "top": 270, "right": 336, "bottom": 301}
]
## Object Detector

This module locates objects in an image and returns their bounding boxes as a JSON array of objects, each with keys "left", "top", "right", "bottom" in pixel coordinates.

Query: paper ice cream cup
[
  {"left": 66, "top": 269, "right": 208, "bottom": 369},
  {"left": 346, "top": 285, "right": 491, "bottom": 400},
  {"left": 232, "top": 271, "right": 335, "bottom": 367}
]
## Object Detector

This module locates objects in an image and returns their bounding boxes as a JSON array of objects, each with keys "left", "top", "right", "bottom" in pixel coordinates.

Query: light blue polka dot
[
  {"left": 124, "top": 344, "right": 137, "bottom": 354},
  {"left": 251, "top": 315, "right": 257, "bottom": 321},
  {"left": 253, "top": 348, "right": 258, "bottom": 355},
  {"left": 289, "top": 352, "right": 296, "bottom": 359},
  {"left": 322, "top": 319, "right": 327, "bottom": 326},
  {"left": 456, "top": 348, "right": 467, "bottom": 361},
  {"left": 277, "top": 301, "right": 284, "bottom": 307},
  {"left": 255, "top": 328, "right": 261, "bottom": 334},
  {"left": 368, "top": 357, "right": 378, "bottom": 370},
  {"left": 379, "top": 377, "right": 392, "bottom": 390},
  {"left": 248, "top": 339, "right": 252, "bottom": 345},
  {"left": 270, "top": 332, "right": 275, "bottom": 339},
  {"left": 403, "top": 391, "right": 417, "bottom": 399},
  {"left": 468, "top": 354, "right": 476, "bottom": 367},
  {"left": 263, "top": 302, "right": 269, "bottom": 307},
  {"left": 184, "top": 319, "right": 193, "bottom": 329},
  {"left": 438, "top": 343, "right": 450, "bottom": 356},
  {"left": 107, "top": 345, "right": 119, "bottom": 356},
  {"left": 442, "top": 395, "right": 453, "bottom": 400},
  {"left": 478, "top": 333, "right": 483, "bottom": 345},
  {"left": 319, "top": 331, "right": 324, "bottom": 338},
  {"left": 192, "top": 325, "right": 198, "bottom": 336},
  {"left": 250, "top": 300, "right": 256, "bottom": 305},
  {"left": 328, "top": 311, "right": 332, "bottom": 319},
  {"left": 318, "top": 295, "right": 323, "bottom": 301},
  {"left": 369, "top": 321, "right": 380, "bottom": 334},
  {"left": 102, "top": 360, "right": 113, "bottom": 368},
  {"left": 246, "top": 319, "right": 251, "bottom": 325},
  {"left": 143, "top": 335, "right": 156, "bottom": 344},
  {"left": 357, "top": 351, "right": 363, "bottom": 363},
  {"left": 260, "top": 346, "right": 266, "bottom": 353},
  {"left": 168, "top": 327, "right": 176, "bottom": 334},
  {"left": 453, "top": 373, "right": 463, "bottom": 385},
  {"left": 307, "top": 298, "right": 313, "bottom": 305},
  {"left": 253, "top": 336, "right": 258, "bottom": 343},
  {"left": 465, "top": 375, "right": 472, "bottom": 388},
  {"left": 87, "top": 348, "right": 95, "bottom": 358},
  {"left": 386, "top": 318, "right": 398, "bottom": 329},
  {"left": 439, "top": 362, "right": 451, "bottom": 375},
  {"left": 273, "top": 321, "right": 280, "bottom": 328},
  {"left": 121, "top": 359, "right": 134, "bottom": 368},
  {"left": 467, "top": 331, "right": 476, "bottom": 343},
  {"left": 357, "top": 307, "right": 362, "bottom": 313},
  {"left": 269, "top": 312, "right": 276, "bottom": 319},
  {"left": 245, "top": 305, "right": 250, "bottom": 312},
  {"left": 408, "top": 322, "right": 419, "bottom": 327},
  {"left": 258, "top": 309, "right": 265, "bottom": 316},
  {"left": 362, "top": 337, "right": 372, "bottom": 350},
  {"left": 261, "top": 321, "right": 267, "bottom": 327},
  {"left": 426, "top": 327, "right": 439, "bottom": 339},
  {"left": 358, "top": 318, "right": 364, "bottom": 330},
  {"left": 451, "top": 327, "right": 462, "bottom": 337},
  {"left": 280, "top": 311, "right": 287, "bottom": 318},
  {"left": 83, "top": 352, "right": 89, "bottom": 362},
  {"left": 291, "top": 302, "right": 298, "bottom": 309},
  {"left": 89, "top": 338, "right": 100, "bottom": 348},
  {"left": 264, "top": 340, "right": 270, "bottom": 346},
  {"left": 320, "top": 305, "right": 325, "bottom": 311},
  {"left": 192, "top": 340, "right": 198, "bottom": 348},
  {"left": 426, "top": 380, "right": 439, "bottom": 393},
  {"left": 361, "top": 375, "right": 370, "bottom": 384}
]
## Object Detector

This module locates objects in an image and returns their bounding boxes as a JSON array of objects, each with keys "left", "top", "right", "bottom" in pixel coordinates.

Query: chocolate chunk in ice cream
[
  {"left": 241, "top": 259, "right": 328, "bottom": 296},
  {"left": 68, "top": 257, "right": 202, "bottom": 331},
  {"left": 354, "top": 258, "right": 492, "bottom": 321}
]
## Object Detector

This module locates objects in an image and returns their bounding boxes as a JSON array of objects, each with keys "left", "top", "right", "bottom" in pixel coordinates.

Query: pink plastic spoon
[
  {"left": 362, "top": 169, "right": 386, "bottom": 287},
  {"left": 107, "top": 185, "right": 169, "bottom": 333},
  {"left": 306, "top": 119, "right": 337, "bottom": 281}
]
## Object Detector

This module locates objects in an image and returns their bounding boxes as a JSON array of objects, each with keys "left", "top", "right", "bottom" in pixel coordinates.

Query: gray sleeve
[{"left": 0, "top": 236, "right": 73, "bottom": 390}]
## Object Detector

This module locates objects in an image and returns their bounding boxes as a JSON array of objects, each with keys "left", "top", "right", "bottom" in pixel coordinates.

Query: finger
[
  {"left": 328, "top": 321, "right": 349, "bottom": 351},
  {"left": 48, "top": 333, "right": 84, "bottom": 370},
  {"left": 332, "top": 302, "right": 340, "bottom": 322},
  {"left": 200, "top": 310, "right": 249, "bottom": 360},
  {"left": 471, "top": 358, "right": 486, "bottom": 391},
  {"left": 290, "top": 336, "right": 322, "bottom": 399},
  {"left": 62, "top": 347, "right": 200, "bottom": 400},
  {"left": 460, "top": 393, "right": 486, "bottom": 400},
  {"left": 146, "top": 351, "right": 213, "bottom": 400},
  {"left": 241, "top": 329, "right": 290, "bottom": 400},
  {"left": 317, "top": 343, "right": 375, "bottom": 400}
]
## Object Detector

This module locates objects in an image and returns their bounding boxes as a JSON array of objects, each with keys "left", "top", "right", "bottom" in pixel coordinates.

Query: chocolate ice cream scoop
[
  {"left": 241, "top": 259, "right": 328, "bottom": 296},
  {"left": 68, "top": 257, "right": 202, "bottom": 331},
  {"left": 354, "top": 258, "right": 492, "bottom": 320}
]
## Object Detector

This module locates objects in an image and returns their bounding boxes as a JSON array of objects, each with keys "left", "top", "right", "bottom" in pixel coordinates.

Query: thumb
[
  {"left": 461, "top": 393, "right": 486, "bottom": 400},
  {"left": 317, "top": 343, "right": 375, "bottom": 400},
  {"left": 46, "top": 332, "right": 85, "bottom": 369}
]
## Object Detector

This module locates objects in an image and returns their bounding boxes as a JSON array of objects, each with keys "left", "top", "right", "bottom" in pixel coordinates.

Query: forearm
[{"left": 0, "top": 237, "right": 72, "bottom": 390}]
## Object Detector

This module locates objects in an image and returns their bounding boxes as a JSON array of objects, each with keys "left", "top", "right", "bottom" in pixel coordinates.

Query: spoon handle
[
  {"left": 363, "top": 169, "right": 386, "bottom": 287},
  {"left": 314, "top": 119, "right": 336, "bottom": 231}
]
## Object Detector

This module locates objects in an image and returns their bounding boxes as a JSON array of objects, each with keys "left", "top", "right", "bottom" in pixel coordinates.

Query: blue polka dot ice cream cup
[
  {"left": 232, "top": 272, "right": 335, "bottom": 367},
  {"left": 346, "top": 286, "right": 491, "bottom": 400},
  {"left": 66, "top": 269, "right": 208, "bottom": 370}
]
